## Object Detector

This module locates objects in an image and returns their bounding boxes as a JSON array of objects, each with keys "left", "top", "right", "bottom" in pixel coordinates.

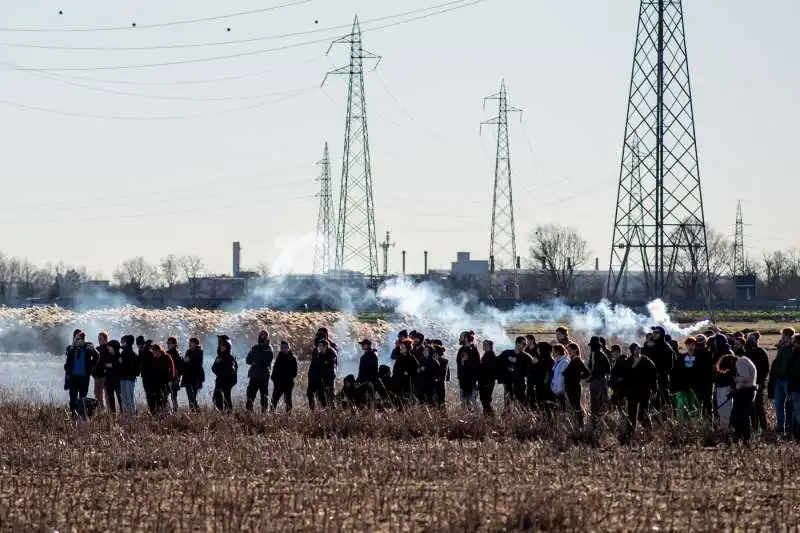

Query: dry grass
[{"left": 1, "top": 402, "right": 799, "bottom": 532}]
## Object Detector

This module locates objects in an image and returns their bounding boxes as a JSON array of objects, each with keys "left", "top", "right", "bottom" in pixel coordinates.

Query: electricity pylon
[
  {"left": 733, "top": 201, "right": 746, "bottom": 276},
  {"left": 313, "top": 142, "right": 335, "bottom": 275}
]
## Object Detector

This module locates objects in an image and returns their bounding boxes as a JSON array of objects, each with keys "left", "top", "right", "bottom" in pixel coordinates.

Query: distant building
[{"left": 451, "top": 252, "right": 489, "bottom": 279}]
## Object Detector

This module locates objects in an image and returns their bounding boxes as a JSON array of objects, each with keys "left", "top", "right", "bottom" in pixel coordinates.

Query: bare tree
[
  {"left": 160, "top": 254, "right": 183, "bottom": 288},
  {"left": 528, "top": 224, "right": 590, "bottom": 297},
  {"left": 113, "top": 257, "right": 158, "bottom": 296},
  {"left": 179, "top": 255, "right": 206, "bottom": 299},
  {"left": 16, "top": 258, "right": 39, "bottom": 298},
  {"left": 761, "top": 248, "right": 800, "bottom": 299},
  {"left": 254, "top": 262, "right": 270, "bottom": 278},
  {"left": 671, "top": 226, "right": 734, "bottom": 300}
]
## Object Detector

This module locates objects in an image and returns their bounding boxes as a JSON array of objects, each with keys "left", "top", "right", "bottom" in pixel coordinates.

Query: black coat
[
  {"left": 308, "top": 348, "right": 338, "bottom": 386},
  {"left": 64, "top": 344, "right": 99, "bottom": 377},
  {"left": 167, "top": 348, "right": 184, "bottom": 379},
  {"left": 392, "top": 352, "right": 419, "bottom": 391},
  {"left": 357, "top": 349, "right": 379, "bottom": 384},
  {"left": 182, "top": 348, "right": 205, "bottom": 387},
  {"left": 246, "top": 342, "right": 274, "bottom": 381},
  {"left": 272, "top": 350, "right": 298, "bottom": 388},
  {"left": 118, "top": 345, "right": 140, "bottom": 382},
  {"left": 479, "top": 350, "right": 498, "bottom": 388},
  {"left": 621, "top": 355, "right": 658, "bottom": 399},
  {"left": 94, "top": 344, "right": 119, "bottom": 381},
  {"left": 588, "top": 349, "right": 611, "bottom": 381},
  {"left": 646, "top": 341, "right": 675, "bottom": 384},
  {"left": 563, "top": 357, "right": 590, "bottom": 395},
  {"left": 456, "top": 345, "right": 481, "bottom": 389},
  {"left": 212, "top": 352, "right": 238, "bottom": 389},
  {"left": 744, "top": 345, "right": 769, "bottom": 387},
  {"left": 496, "top": 349, "right": 530, "bottom": 387}
]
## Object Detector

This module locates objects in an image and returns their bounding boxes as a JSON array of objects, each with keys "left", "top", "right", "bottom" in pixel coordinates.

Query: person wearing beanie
[
  {"left": 118, "top": 335, "right": 139, "bottom": 414},
  {"left": 64, "top": 330, "right": 98, "bottom": 415},
  {"left": 768, "top": 327, "right": 796, "bottom": 435},
  {"left": 211, "top": 335, "right": 238, "bottom": 411},
  {"left": 245, "top": 330, "right": 274, "bottom": 412},
  {"left": 271, "top": 340, "right": 298, "bottom": 412}
]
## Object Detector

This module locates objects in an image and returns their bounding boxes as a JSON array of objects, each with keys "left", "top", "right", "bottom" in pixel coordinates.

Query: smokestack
[
  {"left": 490, "top": 255, "right": 495, "bottom": 274},
  {"left": 402, "top": 250, "right": 406, "bottom": 275},
  {"left": 516, "top": 256, "right": 521, "bottom": 269},
  {"left": 595, "top": 257, "right": 599, "bottom": 271},
  {"left": 233, "top": 242, "right": 241, "bottom": 277},
  {"left": 424, "top": 251, "right": 429, "bottom": 276}
]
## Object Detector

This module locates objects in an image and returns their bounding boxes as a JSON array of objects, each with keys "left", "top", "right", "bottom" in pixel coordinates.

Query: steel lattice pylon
[
  {"left": 733, "top": 200, "right": 746, "bottom": 276},
  {"left": 482, "top": 80, "right": 520, "bottom": 299},
  {"left": 607, "top": 0, "right": 712, "bottom": 303},
  {"left": 324, "top": 16, "right": 380, "bottom": 280},
  {"left": 313, "top": 142, "right": 335, "bottom": 275}
]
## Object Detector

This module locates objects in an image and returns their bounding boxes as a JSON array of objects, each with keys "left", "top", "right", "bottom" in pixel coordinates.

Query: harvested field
[{"left": 0, "top": 404, "right": 799, "bottom": 532}]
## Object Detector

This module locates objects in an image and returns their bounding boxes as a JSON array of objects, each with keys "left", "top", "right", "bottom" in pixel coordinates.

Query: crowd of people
[{"left": 62, "top": 324, "right": 800, "bottom": 442}]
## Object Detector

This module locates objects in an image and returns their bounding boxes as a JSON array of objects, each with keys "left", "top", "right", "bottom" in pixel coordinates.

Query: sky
[{"left": 0, "top": 0, "right": 797, "bottom": 279}]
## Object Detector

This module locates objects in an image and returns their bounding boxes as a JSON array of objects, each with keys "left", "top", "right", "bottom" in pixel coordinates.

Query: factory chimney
[{"left": 233, "top": 242, "right": 241, "bottom": 277}]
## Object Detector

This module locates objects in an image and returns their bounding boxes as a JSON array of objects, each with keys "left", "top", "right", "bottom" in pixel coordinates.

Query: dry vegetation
[{"left": 1, "top": 401, "right": 799, "bottom": 532}]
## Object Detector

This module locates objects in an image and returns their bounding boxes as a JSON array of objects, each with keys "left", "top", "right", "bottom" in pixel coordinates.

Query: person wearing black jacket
[
  {"left": 118, "top": 335, "right": 139, "bottom": 413},
  {"left": 645, "top": 326, "right": 675, "bottom": 412},
  {"left": 534, "top": 342, "right": 556, "bottom": 410},
  {"left": 456, "top": 332, "right": 481, "bottom": 408},
  {"left": 150, "top": 343, "right": 177, "bottom": 413},
  {"left": 137, "top": 337, "right": 158, "bottom": 413},
  {"left": 609, "top": 345, "right": 627, "bottom": 409},
  {"left": 743, "top": 332, "right": 770, "bottom": 433},
  {"left": 587, "top": 336, "right": 611, "bottom": 428},
  {"left": 432, "top": 342, "right": 449, "bottom": 408},
  {"left": 497, "top": 337, "right": 531, "bottom": 411},
  {"left": 564, "top": 343, "right": 590, "bottom": 428},
  {"left": 182, "top": 337, "right": 205, "bottom": 411},
  {"left": 64, "top": 330, "right": 99, "bottom": 414},
  {"left": 416, "top": 343, "right": 441, "bottom": 407},
  {"left": 245, "top": 330, "right": 274, "bottom": 412},
  {"left": 713, "top": 335, "right": 738, "bottom": 431},
  {"left": 357, "top": 339, "right": 379, "bottom": 386},
  {"left": 93, "top": 332, "right": 112, "bottom": 411},
  {"left": 524, "top": 335, "right": 539, "bottom": 410},
  {"left": 271, "top": 340, "right": 298, "bottom": 412},
  {"left": 307, "top": 339, "right": 338, "bottom": 410},
  {"left": 166, "top": 337, "right": 184, "bottom": 411},
  {"left": 478, "top": 339, "right": 498, "bottom": 416},
  {"left": 211, "top": 335, "right": 238, "bottom": 412},
  {"left": 392, "top": 339, "right": 419, "bottom": 407},
  {"left": 103, "top": 339, "right": 123, "bottom": 414},
  {"left": 620, "top": 343, "right": 658, "bottom": 443},
  {"left": 376, "top": 364, "right": 394, "bottom": 409}
]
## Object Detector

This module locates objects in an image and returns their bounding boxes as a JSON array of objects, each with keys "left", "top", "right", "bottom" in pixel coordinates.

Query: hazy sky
[{"left": 0, "top": 0, "right": 797, "bottom": 278}]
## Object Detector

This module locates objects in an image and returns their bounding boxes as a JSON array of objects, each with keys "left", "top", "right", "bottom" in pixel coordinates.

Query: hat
[
  {"left": 515, "top": 336, "right": 526, "bottom": 345},
  {"left": 280, "top": 340, "right": 289, "bottom": 347},
  {"left": 695, "top": 334, "right": 707, "bottom": 344},
  {"left": 433, "top": 345, "right": 446, "bottom": 355},
  {"left": 259, "top": 330, "right": 269, "bottom": 338},
  {"left": 629, "top": 342, "right": 641, "bottom": 350},
  {"left": 651, "top": 326, "right": 666, "bottom": 337},
  {"left": 135, "top": 335, "right": 145, "bottom": 345},
  {"left": 217, "top": 334, "right": 230, "bottom": 342},
  {"left": 359, "top": 338, "right": 372, "bottom": 346},
  {"left": 398, "top": 329, "right": 409, "bottom": 339},
  {"left": 714, "top": 334, "right": 730, "bottom": 352},
  {"left": 589, "top": 336, "right": 602, "bottom": 347}
]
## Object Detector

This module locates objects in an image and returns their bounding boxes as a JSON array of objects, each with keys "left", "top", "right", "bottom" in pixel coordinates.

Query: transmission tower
[
  {"left": 379, "top": 231, "right": 395, "bottom": 277},
  {"left": 323, "top": 15, "right": 380, "bottom": 280},
  {"left": 313, "top": 142, "right": 335, "bottom": 275},
  {"left": 482, "top": 80, "right": 521, "bottom": 300},
  {"left": 733, "top": 201, "right": 746, "bottom": 276},
  {"left": 607, "top": 0, "right": 712, "bottom": 304}
]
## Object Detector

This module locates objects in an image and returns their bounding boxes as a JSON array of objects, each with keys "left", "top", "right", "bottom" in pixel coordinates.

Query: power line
[
  {"left": 0, "top": 0, "right": 474, "bottom": 50},
  {"left": 0, "top": 0, "right": 312, "bottom": 33},
  {"left": 0, "top": 0, "right": 486, "bottom": 72},
  {"left": 0, "top": 86, "right": 316, "bottom": 120}
]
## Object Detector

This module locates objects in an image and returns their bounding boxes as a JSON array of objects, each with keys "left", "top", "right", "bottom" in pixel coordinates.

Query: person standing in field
[
  {"left": 645, "top": 326, "right": 675, "bottom": 413},
  {"left": 64, "top": 330, "right": 98, "bottom": 414},
  {"left": 691, "top": 334, "right": 715, "bottom": 422},
  {"left": 271, "top": 340, "right": 298, "bottom": 413},
  {"left": 713, "top": 335, "right": 737, "bottom": 431},
  {"left": 786, "top": 334, "right": 800, "bottom": 440},
  {"left": 432, "top": 341, "right": 449, "bottom": 408},
  {"left": 620, "top": 342, "right": 658, "bottom": 443},
  {"left": 456, "top": 331, "right": 480, "bottom": 409},
  {"left": 550, "top": 344, "right": 570, "bottom": 417},
  {"left": 182, "top": 337, "right": 205, "bottom": 411},
  {"left": 166, "top": 337, "right": 184, "bottom": 411},
  {"left": 671, "top": 337, "right": 700, "bottom": 422},
  {"left": 211, "top": 335, "right": 238, "bottom": 412},
  {"left": 497, "top": 337, "right": 531, "bottom": 411},
  {"left": 392, "top": 339, "right": 419, "bottom": 407},
  {"left": 357, "top": 339, "right": 379, "bottom": 388},
  {"left": 147, "top": 343, "right": 176, "bottom": 414},
  {"left": 587, "top": 336, "right": 611, "bottom": 429},
  {"left": 534, "top": 342, "right": 556, "bottom": 411},
  {"left": 608, "top": 344, "right": 628, "bottom": 410},
  {"left": 416, "top": 341, "right": 441, "bottom": 407},
  {"left": 731, "top": 350, "right": 757, "bottom": 443},
  {"left": 478, "top": 339, "right": 497, "bottom": 416},
  {"left": 563, "top": 342, "right": 590, "bottom": 429},
  {"left": 245, "top": 330, "right": 274, "bottom": 412},
  {"left": 743, "top": 332, "right": 770, "bottom": 433},
  {"left": 137, "top": 336, "right": 157, "bottom": 413},
  {"left": 768, "top": 327, "right": 795, "bottom": 436},
  {"left": 118, "top": 335, "right": 139, "bottom": 413},
  {"left": 93, "top": 332, "right": 112, "bottom": 411},
  {"left": 307, "top": 339, "right": 337, "bottom": 409},
  {"left": 524, "top": 335, "right": 540, "bottom": 410},
  {"left": 555, "top": 326, "right": 570, "bottom": 347},
  {"left": 103, "top": 339, "right": 123, "bottom": 414}
]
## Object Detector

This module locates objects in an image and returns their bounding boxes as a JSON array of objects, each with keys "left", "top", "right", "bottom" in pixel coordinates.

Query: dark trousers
[
  {"left": 68, "top": 375, "right": 90, "bottom": 413},
  {"left": 246, "top": 378, "right": 269, "bottom": 411},
  {"left": 732, "top": 387, "right": 756, "bottom": 443},
  {"left": 526, "top": 384, "right": 537, "bottom": 411},
  {"left": 307, "top": 383, "right": 332, "bottom": 410},
  {"left": 750, "top": 386, "right": 767, "bottom": 433},
  {"left": 271, "top": 384, "right": 294, "bottom": 412},
  {"left": 565, "top": 386, "right": 584, "bottom": 428},
  {"left": 184, "top": 383, "right": 200, "bottom": 410},
  {"left": 479, "top": 385, "right": 495, "bottom": 416},
  {"left": 104, "top": 381, "right": 121, "bottom": 414},
  {"left": 142, "top": 380, "right": 158, "bottom": 414},
  {"left": 625, "top": 395, "right": 651, "bottom": 436},
  {"left": 213, "top": 386, "right": 233, "bottom": 411},
  {"left": 589, "top": 378, "right": 609, "bottom": 427},
  {"left": 698, "top": 386, "right": 715, "bottom": 421},
  {"left": 435, "top": 382, "right": 446, "bottom": 408},
  {"left": 503, "top": 383, "right": 526, "bottom": 409}
]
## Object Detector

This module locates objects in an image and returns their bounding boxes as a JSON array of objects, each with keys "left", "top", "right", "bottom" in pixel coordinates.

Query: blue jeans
[
  {"left": 774, "top": 380, "right": 790, "bottom": 433},
  {"left": 120, "top": 380, "right": 136, "bottom": 413},
  {"left": 460, "top": 389, "right": 477, "bottom": 408}
]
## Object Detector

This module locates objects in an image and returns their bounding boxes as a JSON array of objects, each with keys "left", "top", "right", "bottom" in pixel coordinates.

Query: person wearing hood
[
  {"left": 307, "top": 339, "right": 338, "bottom": 409},
  {"left": 646, "top": 326, "right": 675, "bottom": 412},
  {"left": 64, "top": 330, "right": 99, "bottom": 414},
  {"left": 416, "top": 342, "right": 441, "bottom": 407},
  {"left": 497, "top": 337, "right": 532, "bottom": 411},
  {"left": 93, "top": 332, "right": 112, "bottom": 411},
  {"left": 271, "top": 340, "right": 298, "bottom": 412},
  {"left": 182, "top": 337, "right": 205, "bottom": 411},
  {"left": 713, "top": 334, "right": 737, "bottom": 431},
  {"left": 478, "top": 339, "right": 498, "bottom": 416},
  {"left": 768, "top": 327, "right": 795, "bottom": 435},
  {"left": 456, "top": 331, "right": 481, "bottom": 409},
  {"left": 245, "top": 330, "right": 274, "bottom": 412},
  {"left": 118, "top": 335, "right": 139, "bottom": 413},
  {"left": 211, "top": 335, "right": 238, "bottom": 411},
  {"left": 587, "top": 336, "right": 611, "bottom": 429},
  {"left": 743, "top": 332, "right": 769, "bottom": 433},
  {"left": 166, "top": 336, "right": 184, "bottom": 411},
  {"left": 357, "top": 339, "right": 379, "bottom": 387}
]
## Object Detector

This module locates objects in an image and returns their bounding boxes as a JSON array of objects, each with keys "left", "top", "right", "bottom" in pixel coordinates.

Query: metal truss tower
[
  {"left": 607, "top": 0, "right": 712, "bottom": 303},
  {"left": 313, "top": 142, "right": 335, "bottom": 275},
  {"left": 482, "top": 80, "right": 521, "bottom": 300},
  {"left": 733, "top": 201, "right": 746, "bottom": 276},
  {"left": 324, "top": 16, "right": 380, "bottom": 280}
]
